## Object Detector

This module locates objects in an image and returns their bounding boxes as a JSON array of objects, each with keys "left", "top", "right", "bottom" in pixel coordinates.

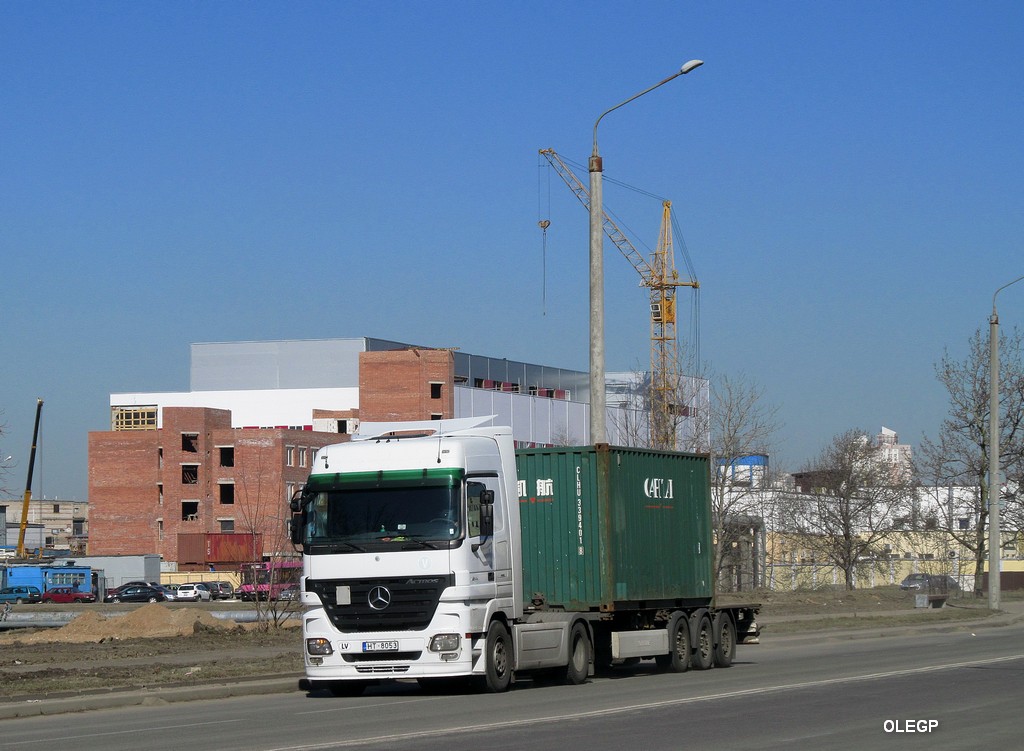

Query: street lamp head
[{"left": 680, "top": 59, "right": 704, "bottom": 75}]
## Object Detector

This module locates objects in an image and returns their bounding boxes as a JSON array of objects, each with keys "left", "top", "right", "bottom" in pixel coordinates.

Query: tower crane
[{"left": 538, "top": 148, "right": 698, "bottom": 450}]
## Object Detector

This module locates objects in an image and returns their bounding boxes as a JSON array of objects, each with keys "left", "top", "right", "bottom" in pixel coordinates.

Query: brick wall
[
  {"left": 359, "top": 349, "right": 454, "bottom": 422},
  {"left": 88, "top": 407, "right": 336, "bottom": 565}
]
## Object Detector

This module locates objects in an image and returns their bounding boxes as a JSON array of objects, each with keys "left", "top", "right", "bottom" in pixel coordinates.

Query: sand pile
[{"left": 0, "top": 604, "right": 236, "bottom": 645}]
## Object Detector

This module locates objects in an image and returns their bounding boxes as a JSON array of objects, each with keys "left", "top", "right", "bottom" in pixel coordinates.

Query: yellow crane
[
  {"left": 16, "top": 398, "right": 43, "bottom": 558},
  {"left": 538, "top": 148, "right": 698, "bottom": 449}
]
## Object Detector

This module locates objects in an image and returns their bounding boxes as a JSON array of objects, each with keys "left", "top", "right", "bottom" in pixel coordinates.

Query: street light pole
[
  {"left": 588, "top": 60, "right": 703, "bottom": 444},
  {"left": 988, "top": 273, "right": 1024, "bottom": 611}
]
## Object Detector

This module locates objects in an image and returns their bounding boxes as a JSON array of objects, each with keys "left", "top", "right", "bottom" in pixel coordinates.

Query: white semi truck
[{"left": 290, "top": 417, "right": 758, "bottom": 695}]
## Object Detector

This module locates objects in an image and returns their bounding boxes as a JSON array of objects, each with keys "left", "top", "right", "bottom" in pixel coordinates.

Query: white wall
[{"left": 110, "top": 388, "right": 359, "bottom": 429}]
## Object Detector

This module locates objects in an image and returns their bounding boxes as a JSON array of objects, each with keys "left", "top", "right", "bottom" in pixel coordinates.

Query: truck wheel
[
  {"left": 691, "top": 612, "right": 714, "bottom": 670},
  {"left": 565, "top": 622, "right": 591, "bottom": 685},
  {"left": 480, "top": 620, "right": 512, "bottom": 692},
  {"left": 656, "top": 613, "right": 690, "bottom": 672},
  {"left": 713, "top": 613, "right": 736, "bottom": 668}
]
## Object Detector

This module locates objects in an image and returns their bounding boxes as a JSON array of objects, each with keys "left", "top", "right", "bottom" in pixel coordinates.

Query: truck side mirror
[
  {"left": 289, "top": 514, "right": 303, "bottom": 546},
  {"left": 289, "top": 488, "right": 305, "bottom": 513},
  {"left": 479, "top": 489, "right": 495, "bottom": 537}
]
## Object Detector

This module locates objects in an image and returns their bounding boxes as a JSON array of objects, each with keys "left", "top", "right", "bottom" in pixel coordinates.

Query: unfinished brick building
[{"left": 88, "top": 407, "right": 338, "bottom": 567}]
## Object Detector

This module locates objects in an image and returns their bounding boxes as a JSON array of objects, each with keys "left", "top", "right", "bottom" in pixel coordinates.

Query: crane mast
[{"left": 538, "top": 148, "right": 698, "bottom": 449}]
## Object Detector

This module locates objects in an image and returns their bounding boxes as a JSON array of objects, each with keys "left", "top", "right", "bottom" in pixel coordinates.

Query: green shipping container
[{"left": 516, "top": 445, "right": 713, "bottom": 612}]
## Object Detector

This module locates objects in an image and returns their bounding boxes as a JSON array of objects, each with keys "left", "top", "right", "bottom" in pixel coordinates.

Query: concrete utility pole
[
  {"left": 988, "top": 274, "right": 1024, "bottom": 611},
  {"left": 588, "top": 60, "right": 703, "bottom": 444}
]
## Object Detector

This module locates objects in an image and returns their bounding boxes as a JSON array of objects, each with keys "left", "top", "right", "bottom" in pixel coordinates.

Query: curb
[{"left": 0, "top": 674, "right": 303, "bottom": 720}]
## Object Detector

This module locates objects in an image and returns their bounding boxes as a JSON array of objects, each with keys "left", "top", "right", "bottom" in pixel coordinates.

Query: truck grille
[{"left": 308, "top": 575, "right": 454, "bottom": 633}]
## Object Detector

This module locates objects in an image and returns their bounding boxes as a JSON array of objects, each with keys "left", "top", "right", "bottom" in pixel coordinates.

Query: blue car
[{"left": 0, "top": 585, "right": 42, "bottom": 604}]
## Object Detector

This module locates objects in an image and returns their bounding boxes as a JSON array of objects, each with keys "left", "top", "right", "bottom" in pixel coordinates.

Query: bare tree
[
  {"left": 787, "top": 429, "right": 915, "bottom": 590},
  {"left": 917, "top": 326, "right": 1024, "bottom": 594},
  {"left": 703, "top": 373, "right": 782, "bottom": 591},
  {"left": 234, "top": 435, "right": 301, "bottom": 629}
]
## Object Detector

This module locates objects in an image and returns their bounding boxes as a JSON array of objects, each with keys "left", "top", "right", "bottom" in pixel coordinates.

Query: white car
[{"left": 174, "top": 583, "right": 212, "bottom": 602}]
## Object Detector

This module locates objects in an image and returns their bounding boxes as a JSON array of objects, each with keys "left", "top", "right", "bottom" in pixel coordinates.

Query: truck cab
[{"left": 292, "top": 417, "right": 523, "bottom": 693}]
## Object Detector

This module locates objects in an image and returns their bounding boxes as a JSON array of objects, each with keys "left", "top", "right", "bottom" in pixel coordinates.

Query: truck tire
[
  {"left": 691, "top": 612, "right": 714, "bottom": 670},
  {"left": 565, "top": 622, "right": 591, "bottom": 685},
  {"left": 480, "top": 620, "right": 512, "bottom": 692},
  {"left": 655, "top": 613, "right": 690, "bottom": 672},
  {"left": 713, "top": 612, "right": 736, "bottom": 668}
]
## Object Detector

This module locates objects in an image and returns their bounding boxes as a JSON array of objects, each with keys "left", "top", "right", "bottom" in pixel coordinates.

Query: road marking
[{"left": 270, "top": 654, "right": 1024, "bottom": 750}]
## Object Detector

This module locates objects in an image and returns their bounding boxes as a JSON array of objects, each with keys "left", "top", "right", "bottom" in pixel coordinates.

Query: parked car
[
  {"left": 207, "top": 581, "right": 234, "bottom": 600},
  {"left": 899, "top": 573, "right": 959, "bottom": 592},
  {"left": 41, "top": 587, "right": 97, "bottom": 604},
  {"left": 105, "top": 581, "right": 161, "bottom": 601},
  {"left": 106, "top": 585, "right": 166, "bottom": 603},
  {"left": 278, "top": 584, "right": 301, "bottom": 602},
  {"left": 175, "top": 583, "right": 212, "bottom": 602},
  {"left": 0, "top": 585, "right": 42, "bottom": 604},
  {"left": 153, "top": 585, "right": 178, "bottom": 602}
]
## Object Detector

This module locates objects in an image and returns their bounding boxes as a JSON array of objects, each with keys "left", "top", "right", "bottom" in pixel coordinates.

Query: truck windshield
[{"left": 303, "top": 474, "right": 461, "bottom": 550}]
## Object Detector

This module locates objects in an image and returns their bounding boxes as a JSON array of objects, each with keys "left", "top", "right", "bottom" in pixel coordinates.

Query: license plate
[{"left": 362, "top": 640, "right": 399, "bottom": 652}]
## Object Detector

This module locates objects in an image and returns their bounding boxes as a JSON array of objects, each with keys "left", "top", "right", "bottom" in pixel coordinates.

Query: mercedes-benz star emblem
[{"left": 368, "top": 586, "right": 392, "bottom": 610}]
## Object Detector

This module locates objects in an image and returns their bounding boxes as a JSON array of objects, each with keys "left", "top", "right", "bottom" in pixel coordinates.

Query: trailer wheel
[
  {"left": 480, "top": 620, "right": 512, "bottom": 693},
  {"left": 691, "top": 612, "right": 714, "bottom": 670},
  {"left": 656, "top": 613, "right": 690, "bottom": 672},
  {"left": 565, "top": 622, "right": 591, "bottom": 685},
  {"left": 713, "top": 613, "right": 736, "bottom": 668}
]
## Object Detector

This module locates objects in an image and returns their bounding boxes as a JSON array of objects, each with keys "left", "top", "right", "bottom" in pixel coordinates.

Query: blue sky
[{"left": 2, "top": 2, "right": 1023, "bottom": 501}]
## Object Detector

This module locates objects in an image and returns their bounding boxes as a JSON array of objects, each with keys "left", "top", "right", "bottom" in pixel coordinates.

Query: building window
[
  {"left": 286, "top": 446, "right": 295, "bottom": 467},
  {"left": 219, "top": 519, "right": 235, "bottom": 533},
  {"left": 112, "top": 406, "right": 158, "bottom": 431},
  {"left": 73, "top": 519, "right": 84, "bottom": 536},
  {"left": 286, "top": 482, "right": 296, "bottom": 502},
  {"left": 182, "top": 501, "right": 199, "bottom": 521},
  {"left": 181, "top": 465, "right": 199, "bottom": 484},
  {"left": 299, "top": 447, "right": 307, "bottom": 468},
  {"left": 158, "top": 448, "right": 163, "bottom": 469},
  {"left": 157, "top": 519, "right": 163, "bottom": 541},
  {"left": 219, "top": 483, "right": 235, "bottom": 505},
  {"left": 430, "top": 382, "right": 443, "bottom": 399},
  {"left": 219, "top": 446, "right": 235, "bottom": 467},
  {"left": 158, "top": 484, "right": 163, "bottom": 506},
  {"left": 431, "top": 413, "right": 443, "bottom": 420},
  {"left": 52, "top": 504, "right": 60, "bottom": 514},
  {"left": 182, "top": 433, "right": 199, "bottom": 452}
]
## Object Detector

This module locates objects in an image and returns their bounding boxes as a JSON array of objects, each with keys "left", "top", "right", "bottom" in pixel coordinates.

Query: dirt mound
[{"left": 0, "top": 604, "right": 237, "bottom": 645}]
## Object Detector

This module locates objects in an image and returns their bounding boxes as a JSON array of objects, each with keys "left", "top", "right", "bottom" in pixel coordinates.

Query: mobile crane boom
[{"left": 16, "top": 398, "right": 43, "bottom": 558}]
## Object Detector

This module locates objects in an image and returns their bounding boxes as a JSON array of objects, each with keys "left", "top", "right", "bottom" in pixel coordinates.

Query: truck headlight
[
  {"left": 428, "top": 633, "right": 461, "bottom": 652},
  {"left": 306, "top": 638, "right": 334, "bottom": 656}
]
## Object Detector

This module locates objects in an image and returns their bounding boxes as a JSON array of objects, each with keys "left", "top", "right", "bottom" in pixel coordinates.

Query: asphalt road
[{"left": 2, "top": 620, "right": 1021, "bottom": 751}]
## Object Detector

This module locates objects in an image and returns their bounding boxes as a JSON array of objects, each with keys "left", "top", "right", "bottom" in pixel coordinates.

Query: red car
[{"left": 41, "top": 587, "right": 97, "bottom": 604}]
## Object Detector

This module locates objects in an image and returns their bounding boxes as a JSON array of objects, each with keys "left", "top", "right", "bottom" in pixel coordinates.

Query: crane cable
[{"left": 537, "top": 155, "right": 552, "bottom": 315}]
